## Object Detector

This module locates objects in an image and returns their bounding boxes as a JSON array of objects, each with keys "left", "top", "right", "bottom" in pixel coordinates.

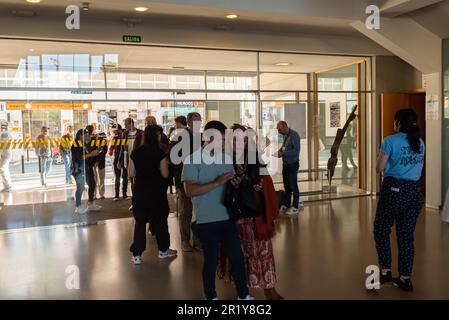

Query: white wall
[{"left": 425, "top": 72, "right": 442, "bottom": 208}]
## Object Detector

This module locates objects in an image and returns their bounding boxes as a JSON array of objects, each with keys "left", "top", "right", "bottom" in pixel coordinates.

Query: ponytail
[{"left": 394, "top": 109, "right": 421, "bottom": 153}]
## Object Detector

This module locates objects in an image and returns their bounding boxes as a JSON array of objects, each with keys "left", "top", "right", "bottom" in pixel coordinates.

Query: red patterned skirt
[{"left": 217, "top": 220, "right": 277, "bottom": 289}]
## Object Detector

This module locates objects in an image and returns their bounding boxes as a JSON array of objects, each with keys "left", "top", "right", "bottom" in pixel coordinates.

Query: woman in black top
[
  {"left": 71, "top": 129, "right": 101, "bottom": 214},
  {"left": 129, "top": 125, "right": 177, "bottom": 264}
]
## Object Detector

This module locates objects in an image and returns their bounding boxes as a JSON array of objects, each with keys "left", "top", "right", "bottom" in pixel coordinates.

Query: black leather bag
[{"left": 223, "top": 179, "right": 263, "bottom": 221}]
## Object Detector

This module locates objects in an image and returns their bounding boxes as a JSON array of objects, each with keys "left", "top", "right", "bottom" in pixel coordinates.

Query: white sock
[
  {"left": 400, "top": 275, "right": 411, "bottom": 281},
  {"left": 381, "top": 269, "right": 391, "bottom": 276}
]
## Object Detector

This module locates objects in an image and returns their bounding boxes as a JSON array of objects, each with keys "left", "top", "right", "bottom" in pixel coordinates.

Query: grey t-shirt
[{"left": 181, "top": 149, "right": 234, "bottom": 224}]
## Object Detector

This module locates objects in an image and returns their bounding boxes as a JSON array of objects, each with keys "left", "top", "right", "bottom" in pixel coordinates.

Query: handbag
[{"left": 223, "top": 177, "right": 263, "bottom": 221}]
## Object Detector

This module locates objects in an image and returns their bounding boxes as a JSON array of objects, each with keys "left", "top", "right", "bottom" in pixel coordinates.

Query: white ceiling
[
  {"left": 0, "top": 38, "right": 366, "bottom": 73},
  {"left": 0, "top": 0, "right": 362, "bottom": 36}
]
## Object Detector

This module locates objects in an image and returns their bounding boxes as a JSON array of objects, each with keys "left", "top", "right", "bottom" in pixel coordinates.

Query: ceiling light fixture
[
  {"left": 25, "top": 103, "right": 32, "bottom": 109},
  {"left": 274, "top": 62, "right": 291, "bottom": 66},
  {"left": 134, "top": 7, "right": 148, "bottom": 12},
  {"left": 29, "top": 49, "right": 34, "bottom": 52},
  {"left": 83, "top": 103, "right": 89, "bottom": 110},
  {"left": 226, "top": 14, "right": 239, "bottom": 19},
  {"left": 26, "top": 0, "right": 41, "bottom": 3},
  {"left": 82, "top": 2, "right": 90, "bottom": 11}
]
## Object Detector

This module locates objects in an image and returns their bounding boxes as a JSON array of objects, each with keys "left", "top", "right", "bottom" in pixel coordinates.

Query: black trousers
[
  {"left": 114, "top": 164, "right": 128, "bottom": 198},
  {"left": 374, "top": 176, "right": 424, "bottom": 276},
  {"left": 130, "top": 204, "right": 170, "bottom": 256},
  {"left": 192, "top": 220, "right": 249, "bottom": 300},
  {"left": 85, "top": 163, "right": 96, "bottom": 202},
  {"left": 282, "top": 161, "right": 300, "bottom": 208}
]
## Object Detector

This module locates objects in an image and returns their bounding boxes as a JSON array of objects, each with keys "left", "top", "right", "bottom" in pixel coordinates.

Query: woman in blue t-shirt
[{"left": 374, "top": 108, "right": 425, "bottom": 292}]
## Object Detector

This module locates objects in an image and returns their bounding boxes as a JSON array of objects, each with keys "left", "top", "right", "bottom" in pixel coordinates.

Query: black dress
[{"left": 129, "top": 145, "right": 170, "bottom": 255}]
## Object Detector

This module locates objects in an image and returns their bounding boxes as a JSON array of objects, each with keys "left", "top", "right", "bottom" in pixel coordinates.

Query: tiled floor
[{"left": 0, "top": 196, "right": 448, "bottom": 300}]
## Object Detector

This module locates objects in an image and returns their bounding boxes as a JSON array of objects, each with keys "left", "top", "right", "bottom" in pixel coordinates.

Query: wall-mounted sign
[
  {"left": 70, "top": 90, "right": 93, "bottom": 95},
  {"left": 123, "top": 35, "right": 141, "bottom": 43},
  {"left": 6, "top": 102, "right": 92, "bottom": 111}
]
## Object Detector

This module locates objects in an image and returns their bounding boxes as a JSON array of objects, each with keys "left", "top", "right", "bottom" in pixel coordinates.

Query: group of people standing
[{"left": 128, "top": 113, "right": 299, "bottom": 300}]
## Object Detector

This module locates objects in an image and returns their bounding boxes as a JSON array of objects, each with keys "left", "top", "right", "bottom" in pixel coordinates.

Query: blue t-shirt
[
  {"left": 181, "top": 149, "right": 234, "bottom": 224},
  {"left": 381, "top": 132, "right": 425, "bottom": 181}
]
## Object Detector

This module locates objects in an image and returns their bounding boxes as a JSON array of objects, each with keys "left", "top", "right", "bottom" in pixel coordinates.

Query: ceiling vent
[{"left": 12, "top": 10, "right": 37, "bottom": 17}]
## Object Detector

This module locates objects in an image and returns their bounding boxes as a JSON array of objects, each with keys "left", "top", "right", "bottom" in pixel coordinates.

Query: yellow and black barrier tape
[{"left": 0, "top": 138, "right": 130, "bottom": 150}]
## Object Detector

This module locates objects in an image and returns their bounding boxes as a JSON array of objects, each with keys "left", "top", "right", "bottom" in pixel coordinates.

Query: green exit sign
[{"left": 123, "top": 35, "right": 141, "bottom": 43}]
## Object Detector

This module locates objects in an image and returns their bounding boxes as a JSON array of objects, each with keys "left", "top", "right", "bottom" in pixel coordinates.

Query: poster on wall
[
  {"left": 329, "top": 102, "right": 341, "bottom": 128},
  {"left": 325, "top": 98, "right": 346, "bottom": 137},
  {"left": 426, "top": 95, "right": 439, "bottom": 120}
]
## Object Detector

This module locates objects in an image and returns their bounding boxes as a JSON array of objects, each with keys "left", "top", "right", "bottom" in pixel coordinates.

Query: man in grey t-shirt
[{"left": 182, "top": 120, "right": 253, "bottom": 301}]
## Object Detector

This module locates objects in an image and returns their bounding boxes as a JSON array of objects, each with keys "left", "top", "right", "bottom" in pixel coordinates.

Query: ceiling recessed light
[
  {"left": 82, "top": 2, "right": 90, "bottom": 11},
  {"left": 29, "top": 49, "right": 34, "bottom": 52},
  {"left": 274, "top": 62, "right": 291, "bottom": 66},
  {"left": 226, "top": 14, "right": 239, "bottom": 19},
  {"left": 134, "top": 7, "right": 148, "bottom": 12},
  {"left": 26, "top": 0, "right": 41, "bottom": 3},
  {"left": 83, "top": 103, "right": 89, "bottom": 110},
  {"left": 25, "top": 103, "right": 32, "bottom": 109}
]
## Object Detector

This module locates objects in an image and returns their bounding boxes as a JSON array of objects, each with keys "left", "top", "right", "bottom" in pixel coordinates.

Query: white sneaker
[
  {"left": 238, "top": 294, "right": 256, "bottom": 300},
  {"left": 279, "top": 205, "right": 289, "bottom": 214},
  {"left": 113, "top": 197, "right": 120, "bottom": 201},
  {"left": 87, "top": 203, "right": 102, "bottom": 212},
  {"left": 132, "top": 256, "right": 142, "bottom": 265},
  {"left": 158, "top": 248, "right": 178, "bottom": 259},
  {"left": 286, "top": 203, "right": 305, "bottom": 215},
  {"left": 75, "top": 206, "right": 87, "bottom": 214}
]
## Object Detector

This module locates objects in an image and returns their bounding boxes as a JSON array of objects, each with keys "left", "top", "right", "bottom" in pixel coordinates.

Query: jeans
[
  {"left": 192, "top": 220, "right": 249, "bottom": 300},
  {"left": 0, "top": 155, "right": 12, "bottom": 189},
  {"left": 61, "top": 152, "right": 72, "bottom": 183},
  {"left": 85, "top": 163, "right": 96, "bottom": 202},
  {"left": 74, "top": 168, "right": 85, "bottom": 207},
  {"left": 39, "top": 156, "right": 53, "bottom": 186},
  {"left": 374, "top": 177, "right": 424, "bottom": 276},
  {"left": 282, "top": 161, "right": 300, "bottom": 208}
]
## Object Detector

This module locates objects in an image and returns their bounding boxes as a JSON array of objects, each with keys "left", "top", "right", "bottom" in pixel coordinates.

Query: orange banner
[{"left": 6, "top": 102, "right": 92, "bottom": 111}]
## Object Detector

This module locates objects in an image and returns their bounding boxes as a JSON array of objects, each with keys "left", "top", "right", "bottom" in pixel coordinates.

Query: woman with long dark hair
[
  {"left": 374, "top": 108, "right": 425, "bottom": 291},
  {"left": 218, "top": 124, "right": 283, "bottom": 300},
  {"left": 129, "top": 125, "right": 177, "bottom": 264}
]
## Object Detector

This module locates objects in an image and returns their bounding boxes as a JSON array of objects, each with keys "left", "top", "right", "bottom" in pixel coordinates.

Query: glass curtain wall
[{"left": 0, "top": 43, "right": 371, "bottom": 200}]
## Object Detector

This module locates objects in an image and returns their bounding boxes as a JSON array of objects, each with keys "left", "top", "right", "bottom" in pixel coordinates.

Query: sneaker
[
  {"left": 181, "top": 241, "right": 194, "bottom": 252},
  {"left": 380, "top": 271, "right": 392, "bottom": 284},
  {"left": 129, "top": 205, "right": 133, "bottom": 211},
  {"left": 123, "top": 196, "right": 130, "bottom": 200},
  {"left": 238, "top": 294, "right": 256, "bottom": 300},
  {"left": 297, "top": 202, "right": 305, "bottom": 210},
  {"left": 113, "top": 197, "right": 120, "bottom": 201},
  {"left": 393, "top": 277, "right": 413, "bottom": 292},
  {"left": 158, "top": 248, "right": 178, "bottom": 259},
  {"left": 279, "top": 205, "right": 289, "bottom": 214},
  {"left": 286, "top": 207, "right": 299, "bottom": 215},
  {"left": 87, "top": 203, "right": 102, "bottom": 212},
  {"left": 132, "top": 256, "right": 142, "bottom": 265},
  {"left": 74, "top": 206, "right": 88, "bottom": 214}
]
